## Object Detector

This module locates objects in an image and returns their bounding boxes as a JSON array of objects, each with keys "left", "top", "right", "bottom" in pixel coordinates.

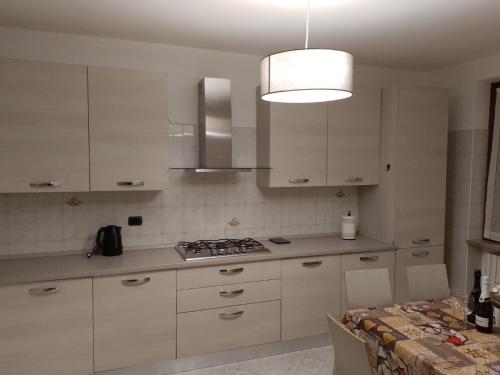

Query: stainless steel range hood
[{"left": 183, "top": 78, "right": 251, "bottom": 173}]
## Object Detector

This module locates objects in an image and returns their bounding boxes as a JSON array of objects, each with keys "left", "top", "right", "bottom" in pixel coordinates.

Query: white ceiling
[{"left": 2, "top": 0, "right": 500, "bottom": 70}]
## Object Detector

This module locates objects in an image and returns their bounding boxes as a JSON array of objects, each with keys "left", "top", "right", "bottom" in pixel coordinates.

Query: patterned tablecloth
[{"left": 344, "top": 299, "right": 500, "bottom": 375}]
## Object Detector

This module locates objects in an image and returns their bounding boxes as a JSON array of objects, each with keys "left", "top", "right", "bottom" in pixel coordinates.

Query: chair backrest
[
  {"left": 326, "top": 313, "right": 372, "bottom": 375},
  {"left": 345, "top": 267, "right": 393, "bottom": 310},
  {"left": 407, "top": 263, "right": 450, "bottom": 301}
]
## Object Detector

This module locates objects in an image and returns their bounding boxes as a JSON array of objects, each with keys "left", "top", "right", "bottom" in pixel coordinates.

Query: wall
[
  {"left": 0, "top": 27, "right": 430, "bottom": 257},
  {"left": 429, "top": 54, "right": 500, "bottom": 291}
]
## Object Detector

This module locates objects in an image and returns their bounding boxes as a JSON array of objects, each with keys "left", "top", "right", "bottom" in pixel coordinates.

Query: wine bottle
[
  {"left": 476, "top": 275, "right": 493, "bottom": 334},
  {"left": 467, "top": 269, "right": 482, "bottom": 323}
]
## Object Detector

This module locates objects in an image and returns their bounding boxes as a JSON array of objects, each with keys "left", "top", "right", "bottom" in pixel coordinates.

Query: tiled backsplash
[
  {"left": 0, "top": 125, "right": 358, "bottom": 257},
  {"left": 445, "top": 129, "right": 488, "bottom": 291}
]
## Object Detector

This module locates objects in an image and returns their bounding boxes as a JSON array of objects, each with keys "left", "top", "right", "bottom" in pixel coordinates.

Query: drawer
[
  {"left": 395, "top": 245, "right": 444, "bottom": 303},
  {"left": 177, "top": 260, "right": 281, "bottom": 290},
  {"left": 340, "top": 250, "right": 395, "bottom": 314},
  {"left": 177, "top": 300, "right": 281, "bottom": 357},
  {"left": 178, "top": 279, "right": 281, "bottom": 313},
  {"left": 282, "top": 255, "right": 341, "bottom": 340}
]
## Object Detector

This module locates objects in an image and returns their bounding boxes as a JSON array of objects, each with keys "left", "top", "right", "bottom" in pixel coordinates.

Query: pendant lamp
[{"left": 260, "top": 0, "right": 353, "bottom": 103}]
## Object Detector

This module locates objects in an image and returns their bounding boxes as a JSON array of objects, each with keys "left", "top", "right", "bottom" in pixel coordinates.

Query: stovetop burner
[{"left": 175, "top": 238, "right": 271, "bottom": 261}]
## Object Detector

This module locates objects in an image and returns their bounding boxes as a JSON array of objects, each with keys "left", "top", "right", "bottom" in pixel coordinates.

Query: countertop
[
  {"left": 0, "top": 235, "right": 395, "bottom": 286},
  {"left": 468, "top": 238, "right": 500, "bottom": 254}
]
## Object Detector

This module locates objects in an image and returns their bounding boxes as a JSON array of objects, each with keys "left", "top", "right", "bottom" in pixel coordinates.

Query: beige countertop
[
  {"left": 468, "top": 238, "right": 500, "bottom": 254},
  {"left": 0, "top": 235, "right": 395, "bottom": 286}
]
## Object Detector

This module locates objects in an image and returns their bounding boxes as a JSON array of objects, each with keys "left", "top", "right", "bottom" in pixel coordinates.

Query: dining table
[{"left": 343, "top": 298, "right": 500, "bottom": 375}]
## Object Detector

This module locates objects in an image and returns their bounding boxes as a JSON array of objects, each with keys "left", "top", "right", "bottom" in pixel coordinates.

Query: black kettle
[{"left": 87, "top": 225, "right": 123, "bottom": 257}]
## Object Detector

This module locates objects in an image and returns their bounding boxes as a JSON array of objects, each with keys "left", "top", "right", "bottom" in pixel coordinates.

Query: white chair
[
  {"left": 407, "top": 263, "right": 450, "bottom": 301},
  {"left": 345, "top": 268, "right": 393, "bottom": 310},
  {"left": 326, "top": 313, "right": 372, "bottom": 375}
]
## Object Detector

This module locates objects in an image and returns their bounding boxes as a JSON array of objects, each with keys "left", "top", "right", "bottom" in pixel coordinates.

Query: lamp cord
[{"left": 305, "top": 0, "right": 310, "bottom": 49}]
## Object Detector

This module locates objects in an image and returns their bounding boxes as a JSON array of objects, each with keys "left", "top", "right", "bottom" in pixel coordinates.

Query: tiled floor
[{"left": 176, "top": 346, "right": 334, "bottom": 375}]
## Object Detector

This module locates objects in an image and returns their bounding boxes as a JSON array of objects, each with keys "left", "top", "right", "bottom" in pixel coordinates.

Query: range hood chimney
[{"left": 185, "top": 78, "right": 250, "bottom": 172}]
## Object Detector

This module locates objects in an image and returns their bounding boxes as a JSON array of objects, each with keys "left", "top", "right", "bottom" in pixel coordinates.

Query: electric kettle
[{"left": 87, "top": 225, "right": 123, "bottom": 257}]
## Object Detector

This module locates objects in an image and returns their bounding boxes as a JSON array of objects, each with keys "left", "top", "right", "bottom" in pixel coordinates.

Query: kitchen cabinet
[
  {"left": 327, "top": 87, "right": 381, "bottom": 186},
  {"left": 88, "top": 66, "right": 169, "bottom": 191},
  {"left": 257, "top": 99, "right": 328, "bottom": 187},
  {"left": 0, "top": 278, "right": 93, "bottom": 375},
  {"left": 395, "top": 245, "right": 444, "bottom": 303},
  {"left": 281, "top": 255, "right": 341, "bottom": 340},
  {"left": 340, "top": 250, "right": 395, "bottom": 314},
  {"left": 359, "top": 86, "right": 448, "bottom": 249},
  {"left": 0, "top": 58, "right": 89, "bottom": 193},
  {"left": 93, "top": 270, "right": 176, "bottom": 372}
]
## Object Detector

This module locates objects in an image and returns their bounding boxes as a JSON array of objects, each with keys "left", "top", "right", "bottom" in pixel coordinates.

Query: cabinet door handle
[
  {"left": 117, "top": 180, "right": 145, "bottom": 187},
  {"left": 29, "top": 181, "right": 62, "bottom": 188},
  {"left": 29, "top": 286, "right": 61, "bottom": 296},
  {"left": 121, "top": 277, "right": 151, "bottom": 286},
  {"left": 220, "top": 289, "right": 244, "bottom": 297},
  {"left": 412, "top": 250, "right": 430, "bottom": 258},
  {"left": 219, "top": 267, "right": 244, "bottom": 275},
  {"left": 219, "top": 310, "right": 244, "bottom": 320},
  {"left": 345, "top": 177, "right": 364, "bottom": 183},
  {"left": 412, "top": 238, "right": 430, "bottom": 245},
  {"left": 302, "top": 260, "right": 323, "bottom": 267},
  {"left": 289, "top": 178, "right": 310, "bottom": 184},
  {"left": 360, "top": 256, "right": 379, "bottom": 262}
]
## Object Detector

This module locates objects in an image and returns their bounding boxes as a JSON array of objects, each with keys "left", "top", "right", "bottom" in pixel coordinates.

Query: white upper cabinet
[
  {"left": 257, "top": 99, "right": 328, "bottom": 187},
  {"left": 327, "top": 87, "right": 381, "bottom": 186},
  {"left": 88, "top": 66, "right": 169, "bottom": 191},
  {"left": 0, "top": 58, "right": 89, "bottom": 193}
]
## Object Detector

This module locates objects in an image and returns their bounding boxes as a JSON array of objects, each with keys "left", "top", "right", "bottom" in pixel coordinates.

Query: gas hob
[{"left": 175, "top": 238, "right": 271, "bottom": 261}]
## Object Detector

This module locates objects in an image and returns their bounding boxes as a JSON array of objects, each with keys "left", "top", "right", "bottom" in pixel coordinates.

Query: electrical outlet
[{"left": 128, "top": 216, "right": 143, "bottom": 226}]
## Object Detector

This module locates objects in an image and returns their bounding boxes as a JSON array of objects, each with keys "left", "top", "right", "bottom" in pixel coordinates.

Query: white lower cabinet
[
  {"left": 281, "top": 256, "right": 341, "bottom": 340},
  {"left": 340, "top": 250, "right": 396, "bottom": 314},
  {"left": 0, "top": 278, "right": 93, "bottom": 375},
  {"left": 395, "top": 245, "right": 444, "bottom": 303},
  {"left": 177, "top": 300, "right": 281, "bottom": 358},
  {"left": 93, "top": 270, "right": 176, "bottom": 372}
]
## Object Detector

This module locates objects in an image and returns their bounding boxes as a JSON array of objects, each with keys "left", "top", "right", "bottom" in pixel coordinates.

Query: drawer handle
[
  {"left": 412, "top": 238, "right": 430, "bottom": 245},
  {"left": 219, "top": 310, "right": 244, "bottom": 320},
  {"left": 345, "top": 177, "right": 363, "bottom": 183},
  {"left": 289, "top": 178, "right": 310, "bottom": 184},
  {"left": 219, "top": 267, "right": 244, "bottom": 275},
  {"left": 29, "top": 286, "right": 61, "bottom": 296},
  {"left": 117, "top": 180, "right": 145, "bottom": 187},
  {"left": 302, "top": 260, "right": 323, "bottom": 267},
  {"left": 121, "top": 277, "right": 151, "bottom": 286},
  {"left": 412, "top": 250, "right": 430, "bottom": 258},
  {"left": 360, "top": 256, "right": 379, "bottom": 262},
  {"left": 220, "top": 289, "right": 244, "bottom": 297},
  {"left": 29, "top": 181, "right": 62, "bottom": 188}
]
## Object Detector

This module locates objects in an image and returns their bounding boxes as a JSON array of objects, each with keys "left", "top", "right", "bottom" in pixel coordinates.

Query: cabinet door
[
  {"left": 0, "top": 278, "right": 93, "bottom": 375},
  {"left": 0, "top": 58, "right": 89, "bottom": 193},
  {"left": 282, "top": 256, "right": 341, "bottom": 340},
  {"left": 93, "top": 270, "right": 176, "bottom": 372},
  {"left": 340, "top": 250, "right": 395, "bottom": 314},
  {"left": 327, "top": 87, "right": 381, "bottom": 186},
  {"left": 88, "top": 66, "right": 168, "bottom": 191},
  {"left": 268, "top": 103, "right": 327, "bottom": 187},
  {"left": 396, "top": 87, "right": 448, "bottom": 248},
  {"left": 395, "top": 246, "right": 444, "bottom": 303}
]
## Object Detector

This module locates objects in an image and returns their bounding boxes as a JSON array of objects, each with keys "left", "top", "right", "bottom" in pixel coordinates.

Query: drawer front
[
  {"left": 177, "top": 260, "right": 281, "bottom": 290},
  {"left": 178, "top": 279, "right": 281, "bottom": 313},
  {"left": 395, "top": 246, "right": 444, "bottom": 303},
  {"left": 282, "top": 255, "right": 341, "bottom": 340},
  {"left": 93, "top": 270, "right": 176, "bottom": 372},
  {"left": 340, "top": 251, "right": 395, "bottom": 314},
  {"left": 0, "top": 278, "right": 93, "bottom": 375},
  {"left": 177, "top": 300, "right": 281, "bottom": 357}
]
